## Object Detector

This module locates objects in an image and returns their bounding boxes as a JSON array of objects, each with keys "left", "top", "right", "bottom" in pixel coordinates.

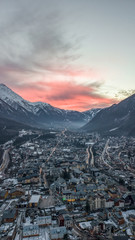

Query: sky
[{"left": 0, "top": 0, "right": 135, "bottom": 111}]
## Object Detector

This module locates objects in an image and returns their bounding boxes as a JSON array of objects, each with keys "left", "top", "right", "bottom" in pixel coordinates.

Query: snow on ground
[
  {"left": 14, "top": 233, "right": 21, "bottom": 240},
  {"left": 4, "top": 178, "right": 18, "bottom": 185},
  {"left": 79, "top": 221, "right": 91, "bottom": 229},
  {"left": 104, "top": 219, "right": 117, "bottom": 228},
  {"left": 122, "top": 210, "right": 135, "bottom": 223},
  {"left": 39, "top": 227, "right": 50, "bottom": 240},
  {"left": 22, "top": 227, "right": 50, "bottom": 240},
  {"left": 72, "top": 228, "right": 80, "bottom": 237},
  {"left": 109, "top": 127, "right": 119, "bottom": 132},
  {"left": 126, "top": 228, "right": 132, "bottom": 236},
  {"left": 55, "top": 205, "right": 66, "bottom": 211}
]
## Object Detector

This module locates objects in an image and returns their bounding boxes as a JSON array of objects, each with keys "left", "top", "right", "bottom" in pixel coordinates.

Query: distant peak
[{"left": 0, "top": 83, "right": 8, "bottom": 87}]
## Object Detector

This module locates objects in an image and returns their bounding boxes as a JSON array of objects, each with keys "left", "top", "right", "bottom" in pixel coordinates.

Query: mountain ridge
[
  {"left": 0, "top": 83, "right": 100, "bottom": 129},
  {"left": 82, "top": 93, "right": 135, "bottom": 136}
]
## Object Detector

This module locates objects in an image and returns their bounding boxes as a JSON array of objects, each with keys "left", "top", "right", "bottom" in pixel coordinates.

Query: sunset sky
[{"left": 0, "top": 0, "right": 135, "bottom": 111}]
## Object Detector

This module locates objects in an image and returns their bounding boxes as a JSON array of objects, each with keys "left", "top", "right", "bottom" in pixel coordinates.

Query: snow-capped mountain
[
  {"left": 0, "top": 84, "right": 100, "bottom": 129},
  {"left": 83, "top": 108, "right": 101, "bottom": 121},
  {"left": 82, "top": 93, "right": 135, "bottom": 136},
  {"left": 0, "top": 83, "right": 50, "bottom": 113}
]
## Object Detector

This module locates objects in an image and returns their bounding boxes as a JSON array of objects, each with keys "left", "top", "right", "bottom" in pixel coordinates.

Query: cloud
[
  {"left": 115, "top": 89, "right": 135, "bottom": 99},
  {"left": 0, "top": 0, "right": 79, "bottom": 78},
  {"left": 0, "top": 0, "right": 115, "bottom": 111},
  {"left": 12, "top": 80, "right": 115, "bottom": 111}
]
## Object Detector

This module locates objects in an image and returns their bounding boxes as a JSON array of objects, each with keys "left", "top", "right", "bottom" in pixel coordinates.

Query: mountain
[
  {"left": 0, "top": 117, "right": 31, "bottom": 144},
  {"left": 0, "top": 84, "right": 100, "bottom": 129},
  {"left": 82, "top": 94, "right": 135, "bottom": 136},
  {"left": 83, "top": 108, "right": 101, "bottom": 119}
]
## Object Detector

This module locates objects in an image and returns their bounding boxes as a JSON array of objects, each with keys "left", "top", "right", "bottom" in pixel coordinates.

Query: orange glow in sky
[{"left": 13, "top": 80, "right": 116, "bottom": 111}]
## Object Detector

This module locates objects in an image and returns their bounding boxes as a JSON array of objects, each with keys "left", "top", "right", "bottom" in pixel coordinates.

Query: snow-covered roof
[
  {"left": 79, "top": 221, "right": 92, "bottom": 229},
  {"left": 29, "top": 195, "right": 41, "bottom": 204}
]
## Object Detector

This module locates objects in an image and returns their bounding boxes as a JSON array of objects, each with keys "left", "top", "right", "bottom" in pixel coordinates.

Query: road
[
  {"left": 86, "top": 145, "right": 94, "bottom": 167},
  {"left": 0, "top": 149, "right": 10, "bottom": 173},
  {"left": 46, "top": 129, "right": 66, "bottom": 163},
  {"left": 90, "top": 146, "right": 94, "bottom": 167},
  {"left": 44, "top": 129, "right": 67, "bottom": 187},
  {"left": 100, "top": 139, "right": 112, "bottom": 169},
  {"left": 73, "top": 222, "right": 98, "bottom": 240}
]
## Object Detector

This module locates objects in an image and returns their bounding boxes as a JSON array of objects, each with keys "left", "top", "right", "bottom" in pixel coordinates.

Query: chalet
[
  {"left": 2, "top": 209, "right": 18, "bottom": 223},
  {"left": 9, "top": 188, "right": 25, "bottom": 199},
  {"left": 29, "top": 195, "right": 41, "bottom": 208}
]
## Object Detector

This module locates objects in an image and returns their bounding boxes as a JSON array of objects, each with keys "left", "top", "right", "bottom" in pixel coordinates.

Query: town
[{"left": 0, "top": 129, "right": 135, "bottom": 240}]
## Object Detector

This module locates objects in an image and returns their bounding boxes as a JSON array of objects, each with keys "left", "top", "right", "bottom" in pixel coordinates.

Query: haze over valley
[{"left": 0, "top": 1, "right": 135, "bottom": 240}]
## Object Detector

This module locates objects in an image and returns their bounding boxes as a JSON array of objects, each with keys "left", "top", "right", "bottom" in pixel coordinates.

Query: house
[
  {"left": 98, "top": 212, "right": 108, "bottom": 221},
  {"left": 50, "top": 226, "right": 67, "bottom": 240},
  {"left": 122, "top": 193, "right": 135, "bottom": 206},
  {"left": 18, "top": 166, "right": 39, "bottom": 184},
  {"left": 122, "top": 193, "right": 132, "bottom": 206},
  {"left": 0, "top": 190, "right": 8, "bottom": 200},
  {"left": 130, "top": 194, "right": 135, "bottom": 206},
  {"left": 128, "top": 214, "right": 135, "bottom": 222},
  {"left": 52, "top": 178, "right": 67, "bottom": 193},
  {"left": 10, "top": 188, "right": 25, "bottom": 199},
  {"left": 108, "top": 189, "right": 118, "bottom": 199},
  {"left": 104, "top": 197, "right": 114, "bottom": 209},
  {"left": 23, "top": 224, "right": 39, "bottom": 238},
  {"left": 114, "top": 199, "right": 125, "bottom": 208},
  {"left": 113, "top": 212, "right": 125, "bottom": 225},
  {"left": 90, "top": 220, "right": 104, "bottom": 234},
  {"left": 94, "top": 195, "right": 104, "bottom": 210},
  {"left": 63, "top": 214, "right": 73, "bottom": 229},
  {"left": 58, "top": 214, "right": 73, "bottom": 229},
  {"left": 29, "top": 195, "right": 41, "bottom": 208},
  {"left": 58, "top": 215, "right": 64, "bottom": 227},
  {"left": 36, "top": 216, "right": 52, "bottom": 226},
  {"left": 3, "top": 209, "right": 18, "bottom": 223}
]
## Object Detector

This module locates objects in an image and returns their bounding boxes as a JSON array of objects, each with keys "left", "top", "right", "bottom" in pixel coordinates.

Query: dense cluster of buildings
[{"left": 0, "top": 129, "right": 135, "bottom": 239}]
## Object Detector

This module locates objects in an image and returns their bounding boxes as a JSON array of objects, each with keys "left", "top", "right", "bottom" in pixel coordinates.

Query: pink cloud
[{"left": 12, "top": 80, "right": 116, "bottom": 111}]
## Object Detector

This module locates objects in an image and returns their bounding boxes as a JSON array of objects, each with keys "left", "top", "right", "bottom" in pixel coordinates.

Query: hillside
[{"left": 82, "top": 94, "right": 135, "bottom": 136}]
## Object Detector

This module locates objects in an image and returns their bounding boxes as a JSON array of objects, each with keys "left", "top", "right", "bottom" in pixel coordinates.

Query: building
[
  {"left": 0, "top": 190, "right": 8, "bottom": 200},
  {"left": 36, "top": 216, "right": 52, "bottom": 226},
  {"left": 23, "top": 224, "right": 39, "bottom": 238},
  {"left": 3, "top": 209, "right": 18, "bottom": 223},
  {"left": 50, "top": 226, "right": 67, "bottom": 240},
  {"left": 10, "top": 188, "right": 25, "bottom": 199},
  {"left": 29, "top": 195, "right": 41, "bottom": 208}
]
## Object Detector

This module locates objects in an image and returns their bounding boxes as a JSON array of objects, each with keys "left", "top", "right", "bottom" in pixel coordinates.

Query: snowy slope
[
  {"left": 0, "top": 83, "right": 99, "bottom": 128},
  {"left": 82, "top": 93, "right": 135, "bottom": 136}
]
